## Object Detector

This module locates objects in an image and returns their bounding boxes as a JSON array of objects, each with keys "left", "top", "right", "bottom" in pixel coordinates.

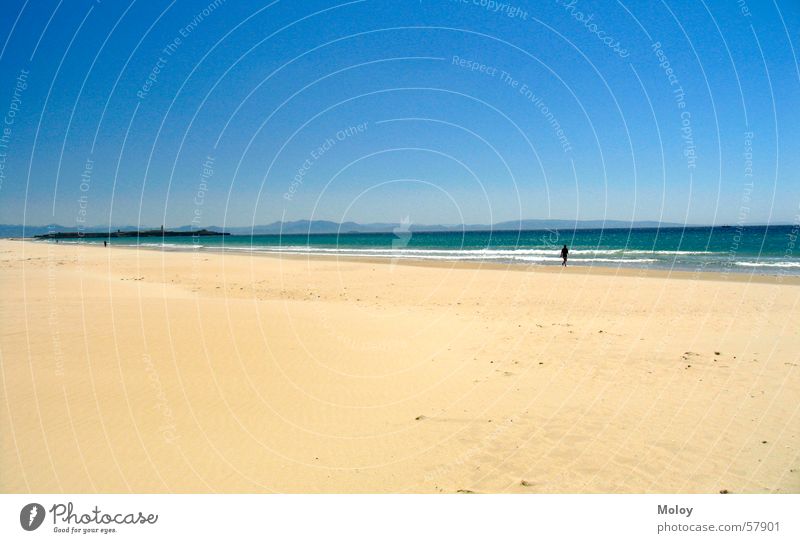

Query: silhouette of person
[
  {"left": 560, "top": 244, "right": 568, "bottom": 267},
  {"left": 104, "top": 241, "right": 107, "bottom": 247}
]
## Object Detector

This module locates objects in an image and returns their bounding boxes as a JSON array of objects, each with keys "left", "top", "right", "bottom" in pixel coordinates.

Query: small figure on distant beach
[
  {"left": 104, "top": 241, "right": 107, "bottom": 247},
  {"left": 560, "top": 244, "right": 569, "bottom": 267}
]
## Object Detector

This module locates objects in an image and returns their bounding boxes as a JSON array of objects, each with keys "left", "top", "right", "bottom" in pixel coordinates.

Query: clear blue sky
[{"left": 0, "top": 0, "right": 798, "bottom": 227}]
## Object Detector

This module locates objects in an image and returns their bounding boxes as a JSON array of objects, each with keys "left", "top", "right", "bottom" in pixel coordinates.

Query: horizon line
[{"left": 5, "top": 220, "right": 798, "bottom": 230}]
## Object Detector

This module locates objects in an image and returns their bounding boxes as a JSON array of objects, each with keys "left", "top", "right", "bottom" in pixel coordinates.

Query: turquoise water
[{"left": 49, "top": 225, "right": 800, "bottom": 275}]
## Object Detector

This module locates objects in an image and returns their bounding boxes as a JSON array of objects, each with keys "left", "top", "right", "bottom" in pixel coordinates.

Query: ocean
[{"left": 45, "top": 225, "right": 800, "bottom": 275}]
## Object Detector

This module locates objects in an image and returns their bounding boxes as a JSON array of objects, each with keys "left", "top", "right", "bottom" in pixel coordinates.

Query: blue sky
[{"left": 0, "top": 0, "right": 798, "bottom": 227}]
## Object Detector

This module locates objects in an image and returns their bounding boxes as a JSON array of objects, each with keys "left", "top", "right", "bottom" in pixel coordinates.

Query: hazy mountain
[{"left": 491, "top": 219, "right": 680, "bottom": 231}]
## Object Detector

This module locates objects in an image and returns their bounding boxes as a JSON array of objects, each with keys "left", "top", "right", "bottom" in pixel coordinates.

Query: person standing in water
[{"left": 560, "top": 244, "right": 569, "bottom": 266}]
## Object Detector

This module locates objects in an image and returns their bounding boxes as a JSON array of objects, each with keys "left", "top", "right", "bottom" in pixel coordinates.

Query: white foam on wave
[
  {"left": 647, "top": 250, "right": 713, "bottom": 255},
  {"left": 734, "top": 261, "right": 800, "bottom": 268},
  {"left": 138, "top": 242, "right": 204, "bottom": 249},
  {"left": 514, "top": 256, "right": 658, "bottom": 264},
  {"left": 218, "top": 246, "right": 661, "bottom": 264},
  {"left": 218, "top": 245, "right": 714, "bottom": 257}
]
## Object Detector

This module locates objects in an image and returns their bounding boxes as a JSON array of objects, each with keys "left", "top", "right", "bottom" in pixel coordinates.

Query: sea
[{"left": 44, "top": 225, "right": 800, "bottom": 276}]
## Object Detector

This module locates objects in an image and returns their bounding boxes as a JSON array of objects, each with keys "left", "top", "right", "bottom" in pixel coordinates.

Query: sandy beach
[{"left": 1, "top": 239, "right": 798, "bottom": 493}]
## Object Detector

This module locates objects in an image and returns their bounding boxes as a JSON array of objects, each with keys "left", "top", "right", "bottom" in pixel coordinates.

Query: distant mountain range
[{"left": 0, "top": 219, "right": 702, "bottom": 237}]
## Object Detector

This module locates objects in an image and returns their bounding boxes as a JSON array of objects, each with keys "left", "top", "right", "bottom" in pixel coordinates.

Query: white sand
[{"left": 1, "top": 240, "right": 798, "bottom": 492}]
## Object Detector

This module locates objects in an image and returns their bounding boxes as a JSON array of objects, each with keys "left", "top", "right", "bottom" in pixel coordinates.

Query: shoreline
[{"left": 11, "top": 238, "right": 800, "bottom": 286}]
